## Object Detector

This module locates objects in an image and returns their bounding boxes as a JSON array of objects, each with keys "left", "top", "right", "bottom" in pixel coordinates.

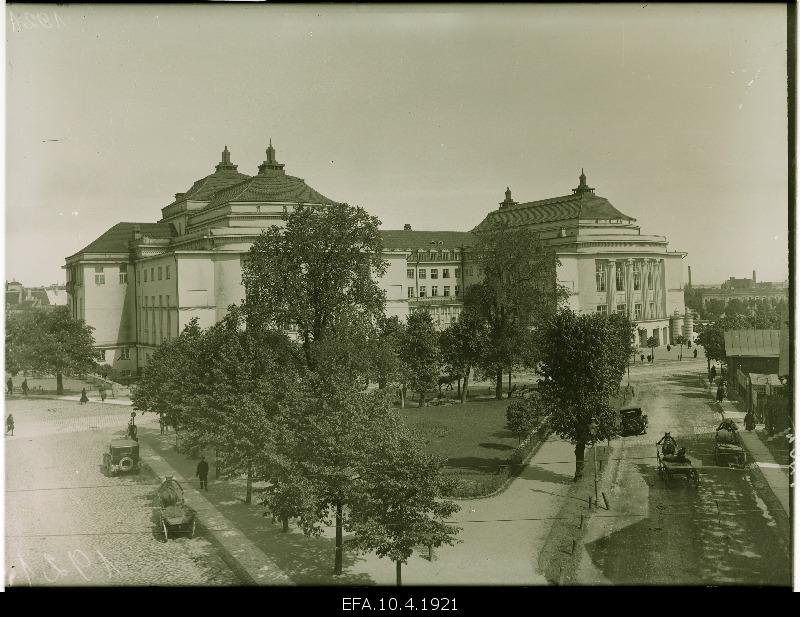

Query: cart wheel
[{"left": 162, "top": 520, "right": 168, "bottom": 541}]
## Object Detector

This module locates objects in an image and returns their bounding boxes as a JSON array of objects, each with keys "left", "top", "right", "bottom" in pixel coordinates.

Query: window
[
  {"left": 597, "top": 305, "right": 608, "bottom": 314},
  {"left": 94, "top": 266, "right": 105, "bottom": 286},
  {"left": 419, "top": 286, "right": 426, "bottom": 298},
  {"left": 418, "top": 269, "right": 426, "bottom": 279},
  {"left": 634, "top": 303, "right": 642, "bottom": 320},
  {"left": 649, "top": 302, "right": 655, "bottom": 316},
  {"left": 120, "top": 348, "right": 130, "bottom": 360},
  {"left": 166, "top": 265, "right": 171, "bottom": 280},
  {"left": 150, "top": 267, "right": 154, "bottom": 282},
  {"left": 442, "top": 251, "right": 450, "bottom": 261},
  {"left": 407, "top": 269, "right": 415, "bottom": 279},
  {"left": 595, "top": 261, "right": 606, "bottom": 292},
  {"left": 431, "top": 269, "right": 438, "bottom": 279},
  {"left": 432, "top": 286, "right": 438, "bottom": 297},
  {"left": 633, "top": 262, "right": 641, "bottom": 291},
  {"left": 467, "top": 267, "right": 474, "bottom": 277},
  {"left": 454, "top": 267, "right": 460, "bottom": 278},
  {"left": 443, "top": 286, "right": 451, "bottom": 297},
  {"left": 451, "top": 316, "right": 457, "bottom": 324},
  {"left": 144, "top": 268, "right": 148, "bottom": 282},
  {"left": 429, "top": 251, "right": 436, "bottom": 260},
  {"left": 455, "top": 285, "right": 460, "bottom": 297},
  {"left": 119, "top": 264, "right": 128, "bottom": 284},
  {"left": 616, "top": 262, "right": 625, "bottom": 291},
  {"left": 442, "top": 268, "right": 450, "bottom": 279},
  {"left": 617, "top": 304, "right": 627, "bottom": 314},
  {"left": 647, "top": 270, "right": 653, "bottom": 289},
  {"left": 408, "top": 287, "right": 415, "bottom": 298}
]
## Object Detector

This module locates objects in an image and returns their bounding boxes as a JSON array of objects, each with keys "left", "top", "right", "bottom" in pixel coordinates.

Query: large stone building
[{"left": 64, "top": 145, "right": 689, "bottom": 374}]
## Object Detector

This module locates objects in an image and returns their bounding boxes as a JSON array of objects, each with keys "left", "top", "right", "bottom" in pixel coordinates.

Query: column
[
  {"left": 606, "top": 260, "right": 615, "bottom": 312},
  {"left": 640, "top": 259, "right": 649, "bottom": 321},
  {"left": 626, "top": 259, "right": 635, "bottom": 317}
]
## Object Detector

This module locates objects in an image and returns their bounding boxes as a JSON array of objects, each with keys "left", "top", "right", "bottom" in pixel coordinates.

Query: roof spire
[
  {"left": 572, "top": 168, "right": 595, "bottom": 195},
  {"left": 215, "top": 145, "right": 238, "bottom": 172},
  {"left": 259, "top": 139, "right": 286, "bottom": 174},
  {"left": 499, "top": 186, "right": 517, "bottom": 209}
]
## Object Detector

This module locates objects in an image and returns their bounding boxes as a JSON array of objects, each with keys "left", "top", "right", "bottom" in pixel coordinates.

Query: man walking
[
  {"left": 6, "top": 414, "right": 15, "bottom": 436},
  {"left": 196, "top": 456, "right": 209, "bottom": 491},
  {"left": 6, "top": 378, "right": 13, "bottom": 396},
  {"left": 21, "top": 379, "right": 29, "bottom": 396}
]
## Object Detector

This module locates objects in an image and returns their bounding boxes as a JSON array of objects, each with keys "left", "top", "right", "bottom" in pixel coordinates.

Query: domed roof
[{"left": 166, "top": 146, "right": 251, "bottom": 208}]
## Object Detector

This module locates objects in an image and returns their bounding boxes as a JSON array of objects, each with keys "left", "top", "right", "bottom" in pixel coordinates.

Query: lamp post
[{"left": 589, "top": 420, "right": 599, "bottom": 504}]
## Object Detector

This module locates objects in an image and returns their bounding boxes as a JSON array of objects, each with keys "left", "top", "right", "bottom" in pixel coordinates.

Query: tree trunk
[
  {"left": 574, "top": 441, "right": 586, "bottom": 480},
  {"left": 460, "top": 370, "right": 470, "bottom": 403},
  {"left": 396, "top": 560, "right": 402, "bottom": 586},
  {"left": 495, "top": 369, "right": 503, "bottom": 400},
  {"left": 400, "top": 385, "right": 406, "bottom": 409},
  {"left": 282, "top": 514, "right": 289, "bottom": 532},
  {"left": 507, "top": 370, "right": 512, "bottom": 399},
  {"left": 56, "top": 372, "right": 64, "bottom": 395},
  {"left": 456, "top": 377, "right": 462, "bottom": 400},
  {"left": 334, "top": 503, "right": 343, "bottom": 575},
  {"left": 245, "top": 466, "right": 253, "bottom": 504},
  {"left": 418, "top": 391, "right": 425, "bottom": 408}
]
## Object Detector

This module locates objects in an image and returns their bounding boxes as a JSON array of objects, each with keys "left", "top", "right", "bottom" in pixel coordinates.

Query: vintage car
[
  {"left": 619, "top": 406, "right": 648, "bottom": 436},
  {"left": 102, "top": 438, "right": 140, "bottom": 476}
]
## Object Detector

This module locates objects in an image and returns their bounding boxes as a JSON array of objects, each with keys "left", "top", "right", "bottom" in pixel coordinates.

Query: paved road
[
  {"left": 577, "top": 359, "right": 792, "bottom": 585},
  {"left": 4, "top": 398, "right": 238, "bottom": 586}
]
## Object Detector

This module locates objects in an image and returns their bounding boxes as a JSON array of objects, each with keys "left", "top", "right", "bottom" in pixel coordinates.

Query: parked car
[
  {"left": 102, "top": 438, "right": 140, "bottom": 476},
  {"left": 619, "top": 406, "right": 648, "bottom": 436}
]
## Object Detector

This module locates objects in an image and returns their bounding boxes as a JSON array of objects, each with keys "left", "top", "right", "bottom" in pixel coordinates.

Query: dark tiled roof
[
  {"left": 474, "top": 192, "right": 635, "bottom": 231},
  {"left": 204, "top": 170, "right": 338, "bottom": 209},
  {"left": 724, "top": 330, "right": 781, "bottom": 357},
  {"left": 69, "top": 222, "right": 175, "bottom": 257},
  {"left": 380, "top": 230, "right": 475, "bottom": 251},
  {"left": 166, "top": 169, "right": 252, "bottom": 208}
]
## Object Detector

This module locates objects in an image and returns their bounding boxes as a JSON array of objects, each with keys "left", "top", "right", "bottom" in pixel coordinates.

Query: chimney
[
  {"left": 404, "top": 224, "right": 412, "bottom": 231},
  {"left": 752, "top": 270, "right": 756, "bottom": 283},
  {"left": 132, "top": 224, "right": 142, "bottom": 241},
  {"left": 688, "top": 266, "right": 692, "bottom": 288}
]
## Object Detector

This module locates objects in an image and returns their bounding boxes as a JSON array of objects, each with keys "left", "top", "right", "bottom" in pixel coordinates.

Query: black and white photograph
[{"left": 2, "top": 3, "right": 794, "bottom": 592}]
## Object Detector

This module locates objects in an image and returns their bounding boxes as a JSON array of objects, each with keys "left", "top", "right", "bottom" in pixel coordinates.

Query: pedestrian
[
  {"left": 716, "top": 384, "right": 724, "bottom": 402},
  {"left": 693, "top": 348, "right": 698, "bottom": 359},
  {"left": 80, "top": 388, "right": 89, "bottom": 404},
  {"left": 640, "top": 353, "right": 645, "bottom": 364},
  {"left": 196, "top": 456, "right": 209, "bottom": 491},
  {"left": 6, "top": 413, "right": 14, "bottom": 436},
  {"left": 710, "top": 365, "right": 717, "bottom": 381},
  {"left": 744, "top": 409, "right": 755, "bottom": 431},
  {"left": 667, "top": 344, "right": 671, "bottom": 353},
  {"left": 6, "top": 377, "right": 13, "bottom": 396},
  {"left": 21, "top": 379, "right": 29, "bottom": 396},
  {"left": 99, "top": 387, "right": 106, "bottom": 402}
]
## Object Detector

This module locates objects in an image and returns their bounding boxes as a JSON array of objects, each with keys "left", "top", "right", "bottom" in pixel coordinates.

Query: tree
[
  {"left": 674, "top": 335, "right": 687, "bottom": 360},
  {"left": 506, "top": 399, "right": 537, "bottom": 443},
  {"left": 370, "top": 315, "right": 405, "bottom": 392},
  {"left": 466, "top": 222, "right": 568, "bottom": 399},
  {"left": 704, "top": 298, "right": 726, "bottom": 320},
  {"left": 398, "top": 310, "right": 441, "bottom": 408},
  {"left": 646, "top": 336, "right": 658, "bottom": 361},
  {"left": 536, "top": 310, "right": 634, "bottom": 479},
  {"left": 725, "top": 298, "right": 747, "bottom": 318},
  {"left": 438, "top": 309, "right": 487, "bottom": 403},
  {"left": 131, "top": 319, "right": 203, "bottom": 442},
  {"left": 5, "top": 306, "right": 97, "bottom": 394},
  {"left": 347, "top": 414, "right": 461, "bottom": 586},
  {"left": 241, "top": 203, "right": 388, "bottom": 371}
]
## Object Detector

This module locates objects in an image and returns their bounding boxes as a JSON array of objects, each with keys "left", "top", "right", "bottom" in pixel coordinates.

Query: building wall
[{"left": 82, "top": 261, "right": 134, "bottom": 348}]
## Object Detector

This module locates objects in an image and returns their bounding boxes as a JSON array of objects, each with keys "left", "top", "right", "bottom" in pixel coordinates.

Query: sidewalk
[
  {"left": 137, "top": 431, "right": 293, "bottom": 586},
  {"left": 716, "top": 399, "right": 792, "bottom": 518}
]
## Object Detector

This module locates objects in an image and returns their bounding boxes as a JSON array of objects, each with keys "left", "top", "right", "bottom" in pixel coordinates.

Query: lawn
[{"left": 398, "top": 397, "right": 519, "bottom": 477}]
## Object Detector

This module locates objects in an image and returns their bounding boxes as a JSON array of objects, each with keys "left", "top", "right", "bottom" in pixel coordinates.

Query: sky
[{"left": 3, "top": 3, "right": 790, "bottom": 287}]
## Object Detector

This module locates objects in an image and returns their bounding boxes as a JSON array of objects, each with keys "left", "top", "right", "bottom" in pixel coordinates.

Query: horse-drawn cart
[
  {"left": 714, "top": 419, "right": 747, "bottom": 468},
  {"left": 656, "top": 432, "right": 700, "bottom": 487},
  {"left": 157, "top": 476, "right": 195, "bottom": 540}
]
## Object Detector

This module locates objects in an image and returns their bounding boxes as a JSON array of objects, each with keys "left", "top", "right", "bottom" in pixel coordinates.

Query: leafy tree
[
  {"left": 241, "top": 203, "right": 388, "bottom": 370},
  {"left": 465, "top": 222, "right": 568, "bottom": 399},
  {"left": 725, "top": 298, "right": 747, "bottom": 318},
  {"left": 438, "top": 309, "right": 487, "bottom": 403},
  {"left": 131, "top": 319, "right": 203, "bottom": 441},
  {"left": 369, "top": 315, "right": 405, "bottom": 391},
  {"left": 347, "top": 414, "right": 461, "bottom": 586},
  {"left": 506, "top": 399, "right": 538, "bottom": 443},
  {"left": 704, "top": 298, "right": 726, "bottom": 320},
  {"left": 646, "top": 336, "right": 658, "bottom": 361},
  {"left": 5, "top": 306, "right": 97, "bottom": 394},
  {"left": 535, "top": 310, "right": 634, "bottom": 479},
  {"left": 398, "top": 310, "right": 441, "bottom": 408},
  {"left": 673, "top": 335, "right": 687, "bottom": 360}
]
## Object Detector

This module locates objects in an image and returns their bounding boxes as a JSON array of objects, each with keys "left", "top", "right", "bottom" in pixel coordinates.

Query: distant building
[
  {"left": 65, "top": 145, "right": 689, "bottom": 373},
  {"left": 6, "top": 281, "right": 67, "bottom": 313},
  {"left": 691, "top": 271, "right": 788, "bottom": 307}
]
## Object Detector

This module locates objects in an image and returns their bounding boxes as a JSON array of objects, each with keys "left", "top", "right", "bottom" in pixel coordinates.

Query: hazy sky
[{"left": 4, "top": 3, "right": 789, "bottom": 286}]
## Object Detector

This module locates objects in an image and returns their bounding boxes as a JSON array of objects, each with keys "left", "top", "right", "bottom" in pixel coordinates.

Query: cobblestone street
[{"left": 5, "top": 398, "right": 239, "bottom": 586}]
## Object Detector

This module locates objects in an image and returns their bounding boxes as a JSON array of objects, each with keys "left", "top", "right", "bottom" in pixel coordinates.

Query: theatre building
[{"left": 65, "top": 145, "right": 688, "bottom": 373}]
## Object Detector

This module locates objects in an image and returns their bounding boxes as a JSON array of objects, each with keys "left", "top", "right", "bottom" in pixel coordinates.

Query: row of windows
[
  {"left": 596, "top": 302, "right": 655, "bottom": 320},
  {"left": 407, "top": 267, "right": 461, "bottom": 280},
  {"left": 409, "top": 250, "right": 461, "bottom": 261},
  {"left": 408, "top": 285, "right": 460, "bottom": 298},
  {"left": 595, "top": 261, "right": 653, "bottom": 293},
  {"left": 92, "top": 264, "right": 128, "bottom": 286},
  {"left": 140, "top": 264, "right": 171, "bottom": 283}
]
